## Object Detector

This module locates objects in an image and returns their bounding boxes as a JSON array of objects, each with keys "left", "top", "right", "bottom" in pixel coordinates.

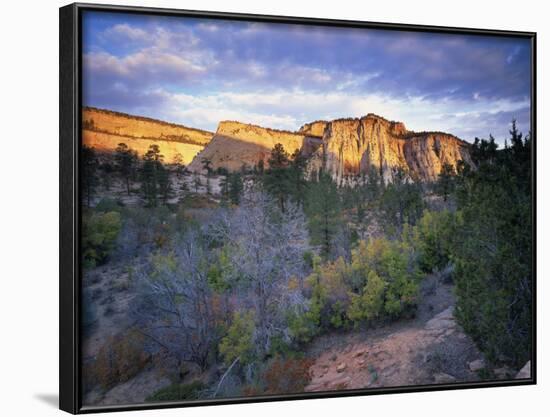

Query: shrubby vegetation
[
  {"left": 412, "top": 209, "right": 459, "bottom": 273},
  {"left": 146, "top": 381, "right": 205, "bottom": 402},
  {"left": 249, "top": 356, "right": 314, "bottom": 395},
  {"left": 89, "top": 330, "right": 150, "bottom": 390},
  {"left": 81, "top": 121, "right": 532, "bottom": 401},
  {"left": 294, "top": 236, "right": 420, "bottom": 338},
  {"left": 82, "top": 210, "right": 121, "bottom": 268}
]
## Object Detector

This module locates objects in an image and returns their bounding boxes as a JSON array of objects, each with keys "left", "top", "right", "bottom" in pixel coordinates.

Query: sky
[{"left": 82, "top": 11, "right": 532, "bottom": 145}]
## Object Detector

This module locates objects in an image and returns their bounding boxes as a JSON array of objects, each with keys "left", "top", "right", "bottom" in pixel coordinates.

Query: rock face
[
  {"left": 187, "top": 121, "right": 322, "bottom": 172},
  {"left": 189, "top": 114, "right": 472, "bottom": 183},
  {"left": 82, "top": 107, "right": 213, "bottom": 165},
  {"left": 299, "top": 120, "right": 329, "bottom": 137},
  {"left": 468, "top": 359, "right": 485, "bottom": 372},
  {"left": 433, "top": 372, "right": 457, "bottom": 384},
  {"left": 83, "top": 108, "right": 472, "bottom": 182},
  {"left": 308, "top": 114, "right": 472, "bottom": 184}
]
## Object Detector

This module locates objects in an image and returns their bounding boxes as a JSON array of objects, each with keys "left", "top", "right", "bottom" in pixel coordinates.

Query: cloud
[
  {"left": 506, "top": 46, "right": 522, "bottom": 64},
  {"left": 81, "top": 11, "right": 532, "bottom": 145},
  {"left": 85, "top": 15, "right": 531, "bottom": 99},
  {"left": 103, "top": 23, "right": 149, "bottom": 42},
  {"left": 83, "top": 49, "right": 209, "bottom": 91}
]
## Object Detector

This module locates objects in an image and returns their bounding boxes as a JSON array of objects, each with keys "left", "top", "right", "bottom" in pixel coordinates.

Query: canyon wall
[
  {"left": 311, "top": 114, "right": 472, "bottom": 183},
  {"left": 190, "top": 114, "right": 472, "bottom": 183},
  {"left": 82, "top": 106, "right": 472, "bottom": 183}
]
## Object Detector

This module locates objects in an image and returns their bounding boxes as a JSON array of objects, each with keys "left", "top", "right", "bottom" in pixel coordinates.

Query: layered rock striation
[{"left": 82, "top": 107, "right": 213, "bottom": 164}]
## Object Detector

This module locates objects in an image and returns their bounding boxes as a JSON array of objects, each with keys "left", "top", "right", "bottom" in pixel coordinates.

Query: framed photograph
[{"left": 59, "top": 2, "right": 536, "bottom": 414}]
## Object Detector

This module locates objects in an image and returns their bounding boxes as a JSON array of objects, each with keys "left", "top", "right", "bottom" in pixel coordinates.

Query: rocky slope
[
  {"left": 306, "top": 306, "right": 486, "bottom": 391},
  {"left": 189, "top": 114, "right": 472, "bottom": 182},
  {"left": 304, "top": 273, "right": 506, "bottom": 392},
  {"left": 82, "top": 107, "right": 213, "bottom": 165},
  {"left": 187, "top": 121, "right": 322, "bottom": 172}
]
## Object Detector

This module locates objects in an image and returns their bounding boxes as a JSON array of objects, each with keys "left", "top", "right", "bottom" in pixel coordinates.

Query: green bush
[
  {"left": 347, "top": 270, "right": 385, "bottom": 323},
  {"left": 287, "top": 301, "right": 322, "bottom": 344},
  {"left": 82, "top": 211, "right": 122, "bottom": 268},
  {"left": 301, "top": 256, "right": 349, "bottom": 334},
  {"left": 206, "top": 247, "right": 233, "bottom": 292},
  {"left": 146, "top": 381, "right": 205, "bottom": 402},
  {"left": 412, "top": 210, "right": 459, "bottom": 272},
  {"left": 348, "top": 238, "right": 419, "bottom": 323},
  {"left": 219, "top": 310, "right": 256, "bottom": 365},
  {"left": 294, "top": 237, "right": 420, "bottom": 334}
]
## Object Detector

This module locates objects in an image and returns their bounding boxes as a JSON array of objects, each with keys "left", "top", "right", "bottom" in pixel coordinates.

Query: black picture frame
[{"left": 59, "top": 2, "right": 537, "bottom": 414}]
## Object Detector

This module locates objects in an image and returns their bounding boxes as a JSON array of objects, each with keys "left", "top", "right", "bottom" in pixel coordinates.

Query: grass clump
[{"left": 146, "top": 381, "right": 205, "bottom": 402}]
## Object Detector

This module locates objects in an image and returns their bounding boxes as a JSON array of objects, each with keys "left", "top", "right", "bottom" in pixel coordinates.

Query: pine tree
[
  {"left": 305, "top": 172, "right": 341, "bottom": 259},
  {"left": 263, "top": 143, "right": 292, "bottom": 212},
  {"left": 201, "top": 158, "right": 213, "bottom": 195},
  {"left": 103, "top": 161, "right": 116, "bottom": 191},
  {"left": 365, "top": 166, "right": 383, "bottom": 202},
  {"left": 452, "top": 122, "right": 532, "bottom": 366},
  {"left": 158, "top": 165, "right": 172, "bottom": 205},
  {"left": 228, "top": 172, "right": 243, "bottom": 205},
  {"left": 509, "top": 119, "right": 523, "bottom": 149},
  {"left": 379, "top": 167, "right": 424, "bottom": 236},
  {"left": 115, "top": 143, "right": 138, "bottom": 195},
  {"left": 289, "top": 149, "right": 308, "bottom": 206},
  {"left": 141, "top": 144, "right": 164, "bottom": 207},
  {"left": 172, "top": 153, "right": 185, "bottom": 178},
  {"left": 437, "top": 163, "right": 455, "bottom": 202},
  {"left": 82, "top": 145, "right": 99, "bottom": 207}
]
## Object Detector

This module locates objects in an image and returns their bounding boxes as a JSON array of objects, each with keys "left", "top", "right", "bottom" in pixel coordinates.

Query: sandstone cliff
[
  {"left": 299, "top": 120, "right": 329, "bottom": 137},
  {"left": 189, "top": 114, "right": 472, "bottom": 183},
  {"left": 86, "top": 106, "right": 472, "bottom": 182},
  {"left": 82, "top": 107, "right": 213, "bottom": 165},
  {"left": 311, "top": 114, "right": 472, "bottom": 184},
  {"left": 187, "top": 121, "right": 322, "bottom": 172}
]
